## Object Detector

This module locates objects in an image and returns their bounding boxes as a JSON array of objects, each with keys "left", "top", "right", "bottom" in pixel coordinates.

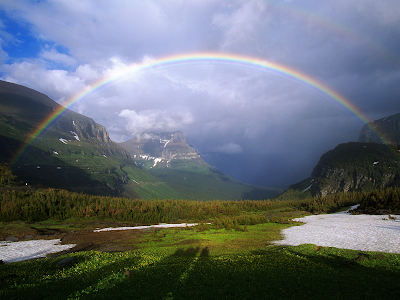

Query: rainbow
[{"left": 11, "top": 52, "right": 384, "bottom": 165}]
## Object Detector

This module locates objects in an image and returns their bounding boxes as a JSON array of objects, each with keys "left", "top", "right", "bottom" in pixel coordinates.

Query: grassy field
[
  {"left": 1, "top": 221, "right": 400, "bottom": 300},
  {"left": 1, "top": 186, "right": 400, "bottom": 299}
]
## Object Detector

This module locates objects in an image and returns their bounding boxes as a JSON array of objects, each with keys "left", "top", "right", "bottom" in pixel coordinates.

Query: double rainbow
[{"left": 11, "top": 52, "right": 381, "bottom": 165}]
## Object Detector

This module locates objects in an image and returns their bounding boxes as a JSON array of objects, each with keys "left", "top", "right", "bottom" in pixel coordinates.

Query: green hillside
[{"left": 0, "top": 80, "right": 184, "bottom": 199}]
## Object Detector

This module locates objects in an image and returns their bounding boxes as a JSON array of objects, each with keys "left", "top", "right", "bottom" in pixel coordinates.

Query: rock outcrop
[
  {"left": 310, "top": 142, "right": 400, "bottom": 197},
  {"left": 119, "top": 131, "right": 204, "bottom": 169}
]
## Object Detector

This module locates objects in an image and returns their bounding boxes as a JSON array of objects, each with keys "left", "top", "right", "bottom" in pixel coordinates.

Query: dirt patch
[
  {"left": 61, "top": 229, "right": 143, "bottom": 253},
  {"left": 0, "top": 222, "right": 147, "bottom": 254}
]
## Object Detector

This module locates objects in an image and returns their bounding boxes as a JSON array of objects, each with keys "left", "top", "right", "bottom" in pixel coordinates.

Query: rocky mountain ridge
[
  {"left": 283, "top": 112, "right": 400, "bottom": 198},
  {"left": 119, "top": 131, "right": 205, "bottom": 169},
  {"left": 310, "top": 143, "right": 400, "bottom": 197}
]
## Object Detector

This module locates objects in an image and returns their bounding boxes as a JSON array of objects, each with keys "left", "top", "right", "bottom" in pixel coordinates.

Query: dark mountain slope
[
  {"left": 0, "top": 80, "right": 183, "bottom": 199},
  {"left": 280, "top": 112, "right": 400, "bottom": 199}
]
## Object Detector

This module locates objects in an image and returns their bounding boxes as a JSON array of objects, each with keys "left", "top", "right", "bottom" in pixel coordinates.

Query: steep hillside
[
  {"left": 120, "top": 132, "right": 283, "bottom": 200},
  {"left": 280, "top": 112, "right": 400, "bottom": 198},
  {"left": 310, "top": 142, "right": 400, "bottom": 196},
  {"left": 282, "top": 142, "right": 400, "bottom": 198},
  {"left": 0, "top": 80, "right": 183, "bottom": 199},
  {"left": 359, "top": 112, "right": 400, "bottom": 145}
]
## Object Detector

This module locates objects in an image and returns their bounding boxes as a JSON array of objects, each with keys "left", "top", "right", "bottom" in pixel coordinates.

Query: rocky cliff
[
  {"left": 55, "top": 112, "right": 131, "bottom": 160},
  {"left": 119, "top": 131, "right": 204, "bottom": 169},
  {"left": 310, "top": 142, "right": 400, "bottom": 197}
]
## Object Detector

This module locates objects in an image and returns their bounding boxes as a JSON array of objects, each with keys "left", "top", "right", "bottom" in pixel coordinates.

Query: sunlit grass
[{"left": 1, "top": 241, "right": 400, "bottom": 300}]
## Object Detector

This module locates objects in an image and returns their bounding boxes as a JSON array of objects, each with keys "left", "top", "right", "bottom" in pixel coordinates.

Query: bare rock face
[
  {"left": 311, "top": 165, "right": 397, "bottom": 197},
  {"left": 310, "top": 142, "right": 400, "bottom": 197},
  {"left": 55, "top": 112, "right": 131, "bottom": 160},
  {"left": 119, "top": 131, "right": 204, "bottom": 169}
]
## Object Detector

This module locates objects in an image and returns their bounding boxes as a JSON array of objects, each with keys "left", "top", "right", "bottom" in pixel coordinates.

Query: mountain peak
[{"left": 119, "top": 131, "right": 203, "bottom": 169}]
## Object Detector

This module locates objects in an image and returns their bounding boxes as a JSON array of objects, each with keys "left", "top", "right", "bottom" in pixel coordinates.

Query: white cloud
[
  {"left": 40, "top": 47, "right": 77, "bottom": 66},
  {"left": 118, "top": 108, "right": 194, "bottom": 137},
  {"left": 1, "top": 60, "right": 86, "bottom": 101}
]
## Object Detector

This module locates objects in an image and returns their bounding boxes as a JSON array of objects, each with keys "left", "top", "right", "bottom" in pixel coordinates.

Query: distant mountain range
[
  {"left": 0, "top": 80, "right": 281, "bottom": 200},
  {"left": 282, "top": 113, "right": 400, "bottom": 198},
  {"left": 119, "top": 131, "right": 282, "bottom": 200}
]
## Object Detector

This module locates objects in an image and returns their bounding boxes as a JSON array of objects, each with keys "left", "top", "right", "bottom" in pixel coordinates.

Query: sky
[{"left": 1, "top": 0, "right": 400, "bottom": 188}]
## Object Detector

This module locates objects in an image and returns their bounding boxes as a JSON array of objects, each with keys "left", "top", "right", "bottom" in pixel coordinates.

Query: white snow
[
  {"left": 160, "top": 139, "right": 171, "bottom": 147},
  {"left": 53, "top": 151, "right": 59, "bottom": 155},
  {"left": 0, "top": 239, "right": 76, "bottom": 263},
  {"left": 140, "top": 155, "right": 155, "bottom": 160},
  {"left": 103, "top": 155, "right": 107, "bottom": 158},
  {"left": 302, "top": 184, "right": 313, "bottom": 193},
  {"left": 274, "top": 205, "right": 400, "bottom": 253},
  {"left": 152, "top": 158, "right": 162, "bottom": 167},
  {"left": 94, "top": 223, "right": 202, "bottom": 232},
  {"left": 59, "top": 138, "right": 68, "bottom": 144},
  {"left": 70, "top": 131, "right": 80, "bottom": 141},
  {"left": 373, "top": 161, "right": 379, "bottom": 165},
  {"left": 72, "top": 120, "right": 76, "bottom": 127}
]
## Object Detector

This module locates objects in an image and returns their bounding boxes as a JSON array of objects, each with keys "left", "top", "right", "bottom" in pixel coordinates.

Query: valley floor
[{"left": 1, "top": 206, "right": 400, "bottom": 264}]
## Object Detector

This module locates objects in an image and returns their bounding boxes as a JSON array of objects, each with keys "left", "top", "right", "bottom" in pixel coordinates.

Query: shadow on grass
[{"left": 1, "top": 246, "right": 400, "bottom": 300}]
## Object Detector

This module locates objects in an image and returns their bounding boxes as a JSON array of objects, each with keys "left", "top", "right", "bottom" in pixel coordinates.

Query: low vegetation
[
  {"left": 1, "top": 243, "right": 399, "bottom": 300},
  {"left": 0, "top": 186, "right": 363, "bottom": 225},
  {"left": 354, "top": 187, "right": 400, "bottom": 214}
]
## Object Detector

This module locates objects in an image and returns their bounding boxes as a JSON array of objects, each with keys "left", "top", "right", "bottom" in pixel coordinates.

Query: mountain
[
  {"left": 119, "top": 132, "right": 283, "bottom": 200},
  {"left": 281, "top": 112, "right": 400, "bottom": 198},
  {"left": 359, "top": 113, "right": 400, "bottom": 146},
  {"left": 0, "top": 80, "right": 183, "bottom": 199},
  {"left": 309, "top": 142, "right": 400, "bottom": 197},
  {"left": 119, "top": 131, "right": 205, "bottom": 170}
]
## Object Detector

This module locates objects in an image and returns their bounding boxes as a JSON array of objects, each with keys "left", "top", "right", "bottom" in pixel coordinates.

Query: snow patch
[
  {"left": 152, "top": 158, "right": 162, "bottom": 167},
  {"left": 274, "top": 205, "right": 400, "bottom": 253},
  {"left": 94, "top": 223, "right": 207, "bottom": 232},
  {"left": 373, "top": 161, "right": 379, "bottom": 165},
  {"left": 70, "top": 131, "right": 80, "bottom": 141},
  {"left": 53, "top": 151, "right": 58, "bottom": 155},
  {"left": 59, "top": 138, "right": 68, "bottom": 144},
  {"left": 140, "top": 155, "right": 156, "bottom": 160},
  {"left": 0, "top": 239, "right": 76, "bottom": 263},
  {"left": 160, "top": 139, "right": 171, "bottom": 147},
  {"left": 302, "top": 184, "right": 312, "bottom": 193}
]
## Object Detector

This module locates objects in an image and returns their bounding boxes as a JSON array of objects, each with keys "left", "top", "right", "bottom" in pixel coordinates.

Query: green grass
[{"left": 1, "top": 237, "right": 399, "bottom": 300}]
